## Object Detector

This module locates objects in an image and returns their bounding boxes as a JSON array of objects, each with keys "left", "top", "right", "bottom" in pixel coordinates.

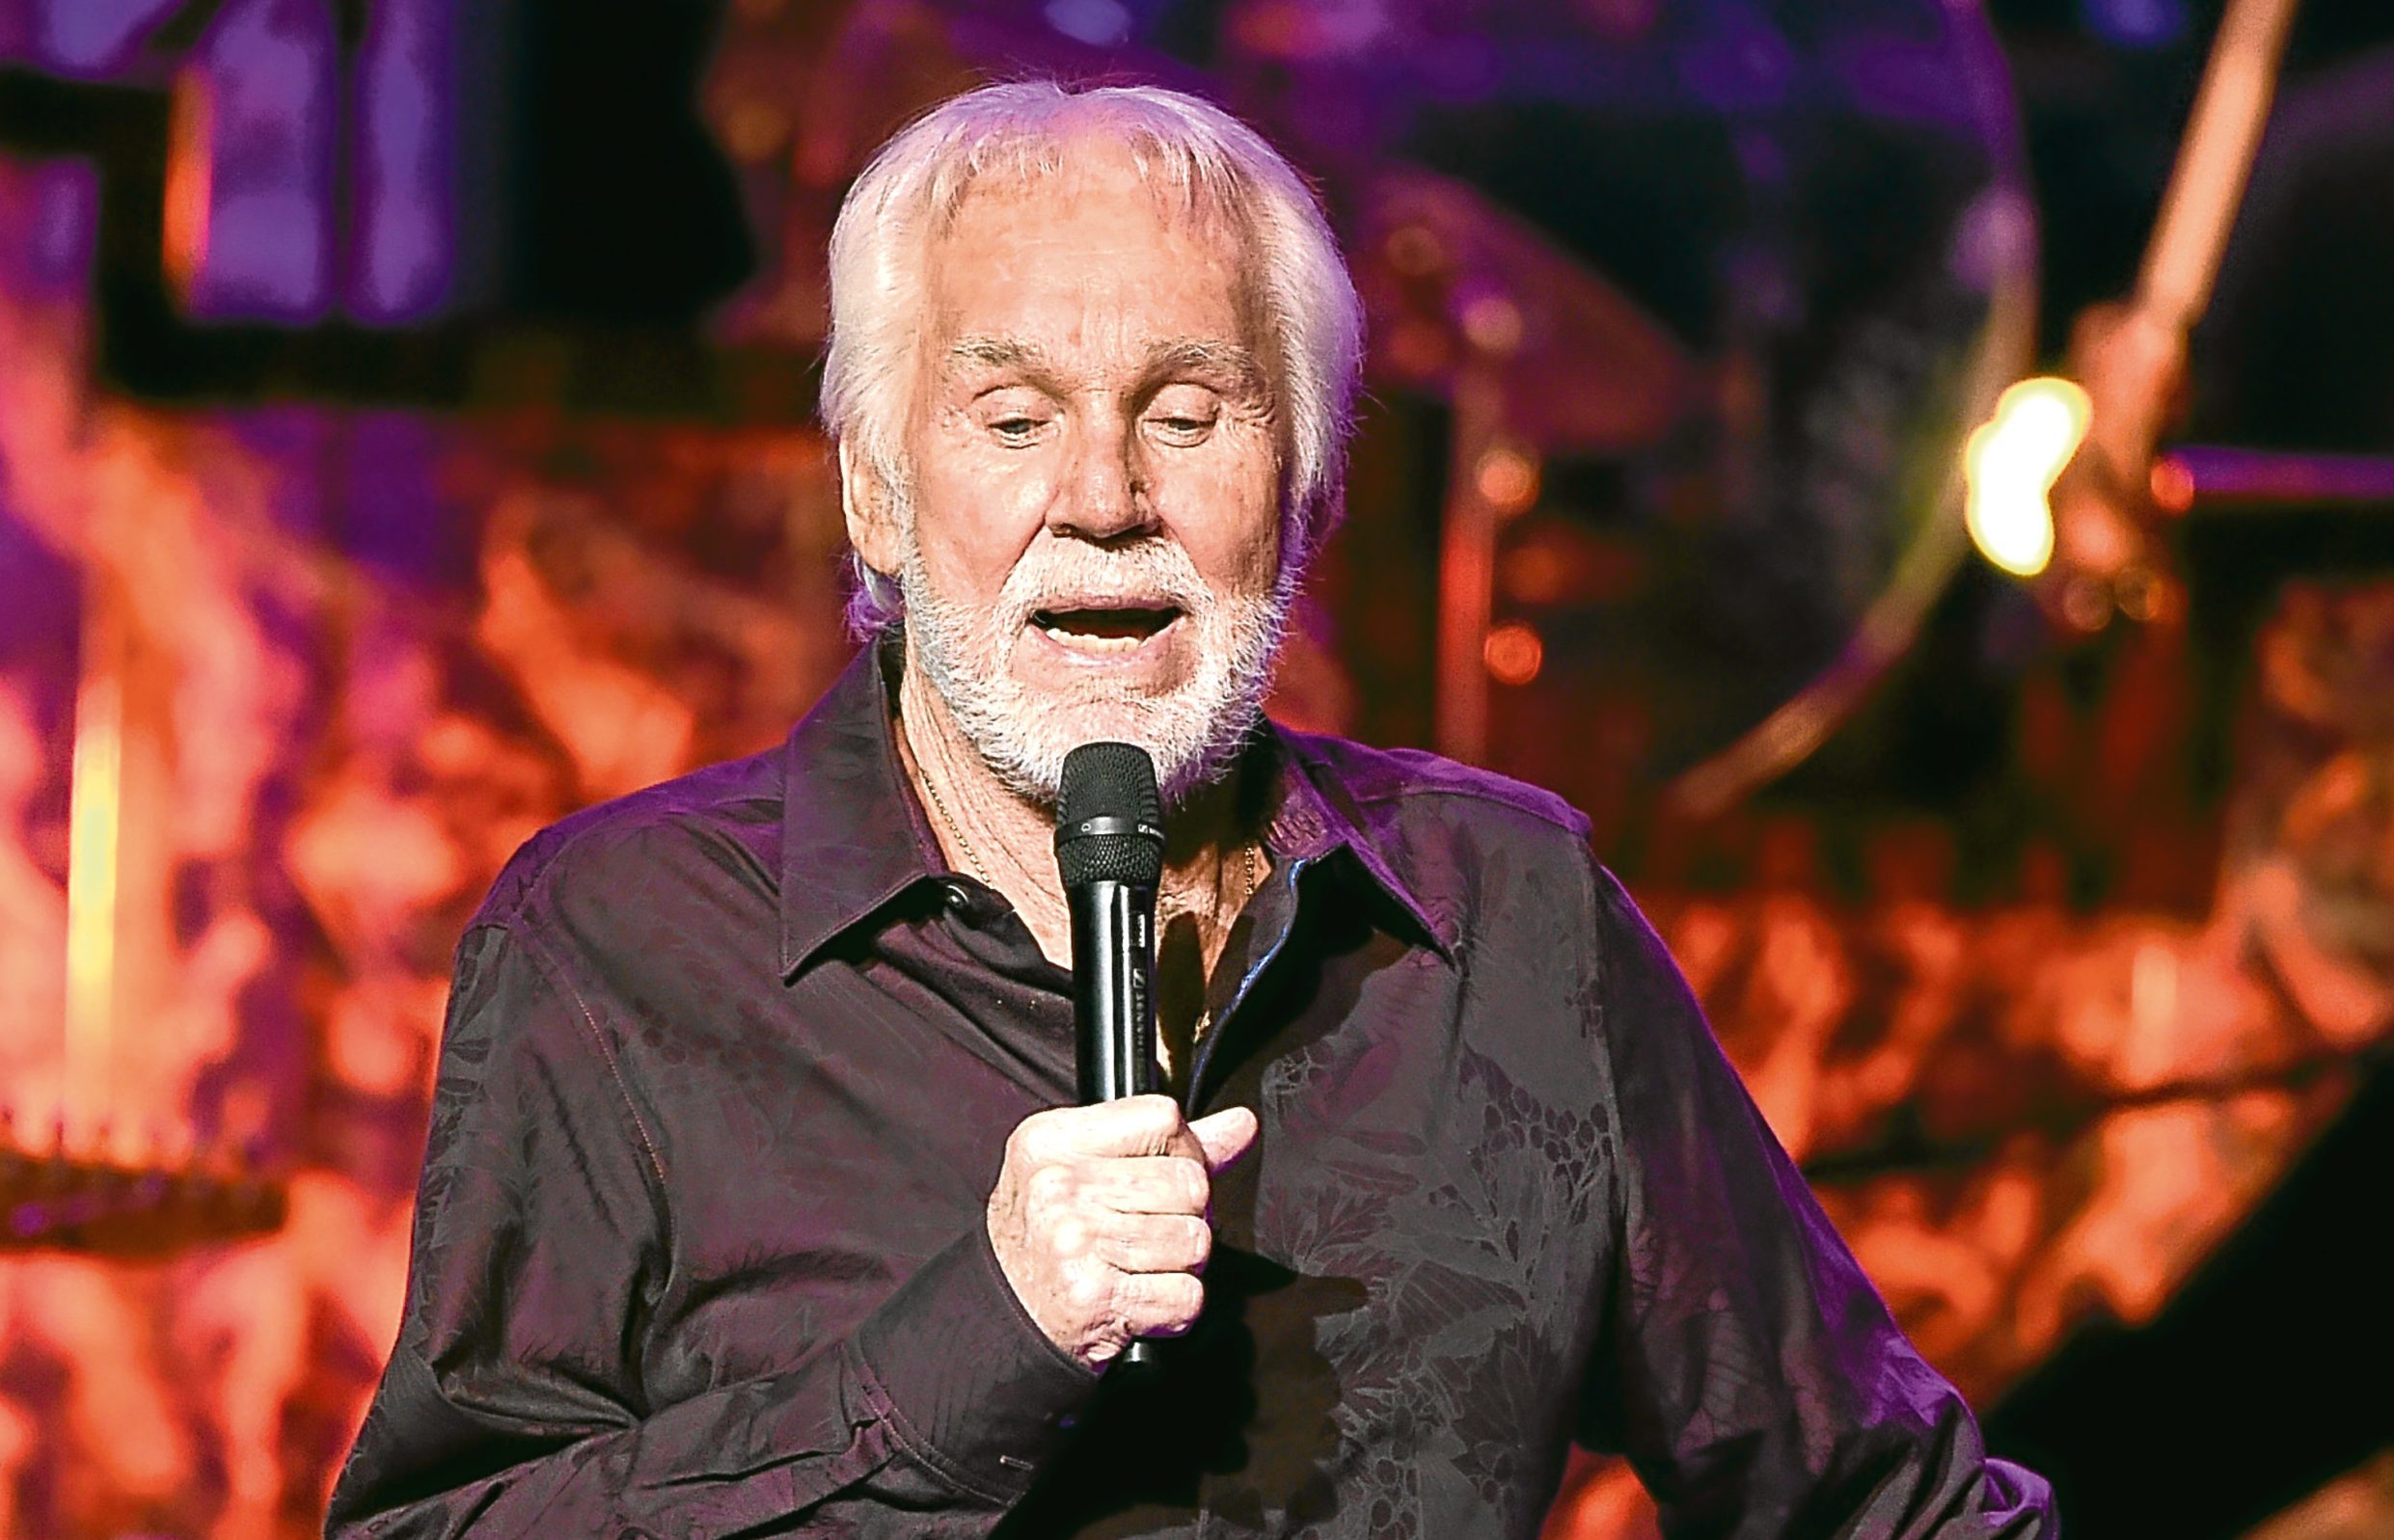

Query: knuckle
[
  {"left": 1026, "top": 1164, "right": 1074, "bottom": 1206},
  {"left": 1130, "top": 1094, "right": 1183, "bottom": 1138},
  {"left": 1162, "top": 1273, "right": 1206, "bottom": 1319},
  {"left": 1064, "top": 1268, "right": 1110, "bottom": 1312},
  {"left": 1171, "top": 1157, "right": 1211, "bottom": 1208},
  {"left": 1049, "top": 1215, "right": 1089, "bottom": 1258}
]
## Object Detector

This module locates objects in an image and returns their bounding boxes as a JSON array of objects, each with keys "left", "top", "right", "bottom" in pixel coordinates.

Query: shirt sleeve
[
  {"left": 325, "top": 922, "right": 1100, "bottom": 1540},
  {"left": 1573, "top": 866, "right": 2057, "bottom": 1539}
]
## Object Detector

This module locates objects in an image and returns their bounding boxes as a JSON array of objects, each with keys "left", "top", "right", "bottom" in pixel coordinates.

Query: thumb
[{"left": 1187, "top": 1106, "right": 1261, "bottom": 1173}]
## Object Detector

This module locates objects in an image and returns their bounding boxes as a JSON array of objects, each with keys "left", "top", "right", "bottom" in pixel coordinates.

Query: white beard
[{"left": 896, "top": 518, "right": 1292, "bottom": 810}]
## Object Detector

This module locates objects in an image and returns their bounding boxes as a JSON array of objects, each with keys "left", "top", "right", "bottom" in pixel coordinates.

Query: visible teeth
[{"left": 1039, "top": 624, "right": 1147, "bottom": 652}]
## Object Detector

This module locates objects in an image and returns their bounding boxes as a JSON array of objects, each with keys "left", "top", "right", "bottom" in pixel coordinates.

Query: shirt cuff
[{"left": 849, "top": 1219, "right": 1101, "bottom": 1501}]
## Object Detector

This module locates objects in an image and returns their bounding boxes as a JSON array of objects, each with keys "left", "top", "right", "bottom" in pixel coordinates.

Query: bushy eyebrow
[
  {"left": 946, "top": 336, "right": 1051, "bottom": 377},
  {"left": 941, "top": 335, "right": 1265, "bottom": 399},
  {"left": 1141, "top": 338, "right": 1265, "bottom": 397}
]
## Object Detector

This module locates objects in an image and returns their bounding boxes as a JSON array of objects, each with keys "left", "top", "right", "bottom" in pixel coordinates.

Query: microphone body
[
  {"left": 1067, "top": 880, "right": 1157, "bottom": 1106},
  {"left": 1054, "top": 743, "right": 1169, "bottom": 1369}
]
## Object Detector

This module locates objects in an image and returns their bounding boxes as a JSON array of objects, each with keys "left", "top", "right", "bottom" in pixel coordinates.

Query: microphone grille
[{"left": 1055, "top": 743, "right": 1165, "bottom": 888}]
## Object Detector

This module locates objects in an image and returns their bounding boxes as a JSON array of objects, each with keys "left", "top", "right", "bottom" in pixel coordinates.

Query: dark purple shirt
[{"left": 327, "top": 644, "right": 2054, "bottom": 1539}]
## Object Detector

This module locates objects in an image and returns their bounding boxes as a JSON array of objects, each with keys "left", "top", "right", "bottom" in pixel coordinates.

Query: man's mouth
[{"left": 1029, "top": 603, "right": 1184, "bottom": 654}]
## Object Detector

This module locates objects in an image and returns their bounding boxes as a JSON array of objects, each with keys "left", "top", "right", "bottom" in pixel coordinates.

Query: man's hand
[{"left": 986, "top": 1094, "right": 1260, "bottom": 1370}]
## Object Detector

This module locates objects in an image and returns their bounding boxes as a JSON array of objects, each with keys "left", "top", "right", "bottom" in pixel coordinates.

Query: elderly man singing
[{"left": 328, "top": 83, "right": 2054, "bottom": 1539}]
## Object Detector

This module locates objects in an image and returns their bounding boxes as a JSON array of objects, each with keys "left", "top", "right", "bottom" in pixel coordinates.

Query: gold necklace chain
[{"left": 915, "top": 748, "right": 993, "bottom": 886}]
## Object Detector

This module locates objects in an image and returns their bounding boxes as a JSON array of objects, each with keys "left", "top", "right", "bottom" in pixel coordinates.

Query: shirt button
[{"left": 943, "top": 881, "right": 971, "bottom": 911}]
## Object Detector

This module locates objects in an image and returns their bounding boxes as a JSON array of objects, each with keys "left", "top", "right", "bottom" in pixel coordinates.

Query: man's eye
[
  {"left": 1149, "top": 415, "right": 1215, "bottom": 444},
  {"left": 990, "top": 418, "right": 1043, "bottom": 444}
]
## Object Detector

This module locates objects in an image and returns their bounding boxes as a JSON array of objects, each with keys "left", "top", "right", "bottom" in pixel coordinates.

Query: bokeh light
[{"left": 1964, "top": 377, "right": 2093, "bottom": 579}]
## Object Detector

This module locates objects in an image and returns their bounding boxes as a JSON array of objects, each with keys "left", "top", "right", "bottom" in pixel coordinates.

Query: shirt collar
[
  {"left": 1256, "top": 728, "right": 1457, "bottom": 961},
  {"left": 777, "top": 640, "right": 1455, "bottom": 976},
  {"left": 777, "top": 641, "right": 949, "bottom": 977}
]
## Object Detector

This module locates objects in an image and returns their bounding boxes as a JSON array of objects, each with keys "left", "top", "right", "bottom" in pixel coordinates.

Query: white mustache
[{"left": 993, "top": 540, "right": 1211, "bottom": 635}]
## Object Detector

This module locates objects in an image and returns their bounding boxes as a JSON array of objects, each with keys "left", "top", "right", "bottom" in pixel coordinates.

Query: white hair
[{"left": 820, "top": 79, "right": 1365, "bottom": 635}]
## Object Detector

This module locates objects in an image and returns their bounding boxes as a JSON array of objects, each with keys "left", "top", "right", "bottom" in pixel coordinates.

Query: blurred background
[{"left": 0, "top": 0, "right": 2388, "bottom": 1535}]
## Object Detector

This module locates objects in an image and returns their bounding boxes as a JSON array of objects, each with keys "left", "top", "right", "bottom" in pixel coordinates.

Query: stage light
[
  {"left": 1475, "top": 445, "right": 1539, "bottom": 515},
  {"left": 2149, "top": 454, "right": 2195, "bottom": 515},
  {"left": 1964, "top": 377, "right": 2091, "bottom": 579},
  {"left": 1483, "top": 622, "right": 1544, "bottom": 686}
]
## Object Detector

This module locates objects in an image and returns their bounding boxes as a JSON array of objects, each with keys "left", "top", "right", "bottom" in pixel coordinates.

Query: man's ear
[{"left": 838, "top": 441, "right": 905, "bottom": 581}]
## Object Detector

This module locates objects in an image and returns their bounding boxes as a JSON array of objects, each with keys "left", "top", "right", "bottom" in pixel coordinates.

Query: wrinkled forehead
[{"left": 917, "top": 132, "right": 1270, "bottom": 377}]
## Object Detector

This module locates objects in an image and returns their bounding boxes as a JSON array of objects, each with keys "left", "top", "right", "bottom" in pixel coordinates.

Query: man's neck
[{"left": 891, "top": 654, "right": 1264, "bottom": 992}]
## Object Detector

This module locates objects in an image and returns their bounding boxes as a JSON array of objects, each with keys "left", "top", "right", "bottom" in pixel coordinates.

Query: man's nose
[{"left": 1050, "top": 416, "right": 1155, "bottom": 542}]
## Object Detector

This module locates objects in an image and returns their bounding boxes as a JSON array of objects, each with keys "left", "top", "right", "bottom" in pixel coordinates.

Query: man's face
[{"left": 854, "top": 142, "right": 1290, "bottom": 805}]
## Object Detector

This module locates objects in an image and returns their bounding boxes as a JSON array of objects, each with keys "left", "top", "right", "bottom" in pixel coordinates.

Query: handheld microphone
[{"left": 1053, "top": 742, "right": 1167, "bottom": 1368}]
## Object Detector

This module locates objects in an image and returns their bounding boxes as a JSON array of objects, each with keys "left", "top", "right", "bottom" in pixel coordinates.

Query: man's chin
[
  {"left": 1022, "top": 696, "right": 1177, "bottom": 761},
  {"left": 1007, "top": 649, "right": 1192, "bottom": 716},
  {"left": 999, "top": 693, "right": 1241, "bottom": 803}
]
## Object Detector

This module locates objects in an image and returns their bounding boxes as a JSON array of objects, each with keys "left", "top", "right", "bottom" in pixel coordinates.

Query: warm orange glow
[
  {"left": 2149, "top": 453, "right": 2195, "bottom": 515},
  {"left": 1964, "top": 377, "right": 2092, "bottom": 578},
  {"left": 1475, "top": 445, "right": 1541, "bottom": 515},
  {"left": 2, "top": 263, "right": 2383, "bottom": 1540},
  {"left": 163, "top": 70, "right": 214, "bottom": 297},
  {"left": 2136, "top": 0, "right": 2301, "bottom": 333},
  {"left": 63, "top": 653, "right": 122, "bottom": 1148},
  {"left": 1483, "top": 621, "right": 1544, "bottom": 686},
  {"left": 1458, "top": 290, "right": 1524, "bottom": 356}
]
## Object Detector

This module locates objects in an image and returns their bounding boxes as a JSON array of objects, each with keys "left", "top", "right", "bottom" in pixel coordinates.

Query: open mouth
[{"left": 1030, "top": 603, "right": 1183, "bottom": 653}]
